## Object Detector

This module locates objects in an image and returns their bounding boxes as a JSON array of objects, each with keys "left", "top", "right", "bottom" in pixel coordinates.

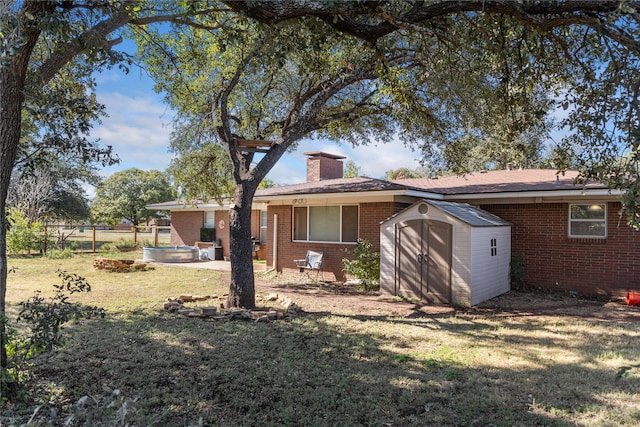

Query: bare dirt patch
[
  {"left": 251, "top": 273, "right": 640, "bottom": 321},
  {"left": 469, "top": 290, "right": 640, "bottom": 322}
]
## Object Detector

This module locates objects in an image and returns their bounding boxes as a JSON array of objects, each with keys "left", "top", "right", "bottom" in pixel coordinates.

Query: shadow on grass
[{"left": 4, "top": 308, "right": 640, "bottom": 426}]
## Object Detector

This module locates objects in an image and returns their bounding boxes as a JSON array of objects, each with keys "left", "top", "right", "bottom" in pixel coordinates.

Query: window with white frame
[
  {"left": 260, "top": 211, "right": 268, "bottom": 244},
  {"left": 204, "top": 211, "right": 215, "bottom": 228},
  {"left": 293, "top": 205, "right": 358, "bottom": 243},
  {"left": 569, "top": 204, "right": 606, "bottom": 238}
]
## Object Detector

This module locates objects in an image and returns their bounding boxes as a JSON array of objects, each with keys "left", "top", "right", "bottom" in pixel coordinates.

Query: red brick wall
[
  {"left": 170, "top": 211, "right": 203, "bottom": 246},
  {"left": 265, "top": 201, "right": 406, "bottom": 281},
  {"left": 171, "top": 209, "right": 264, "bottom": 259},
  {"left": 306, "top": 156, "right": 343, "bottom": 182},
  {"left": 482, "top": 202, "right": 640, "bottom": 297}
]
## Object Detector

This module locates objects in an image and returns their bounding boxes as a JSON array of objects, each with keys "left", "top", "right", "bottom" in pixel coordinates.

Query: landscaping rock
[
  {"left": 163, "top": 295, "right": 301, "bottom": 322},
  {"left": 201, "top": 307, "right": 217, "bottom": 316},
  {"left": 265, "top": 293, "right": 279, "bottom": 301}
]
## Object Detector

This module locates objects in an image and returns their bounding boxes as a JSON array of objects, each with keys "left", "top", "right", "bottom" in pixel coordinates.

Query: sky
[{"left": 90, "top": 62, "right": 423, "bottom": 191}]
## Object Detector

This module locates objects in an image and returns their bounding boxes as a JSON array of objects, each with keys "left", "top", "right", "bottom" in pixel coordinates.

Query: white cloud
[
  {"left": 91, "top": 86, "right": 175, "bottom": 176},
  {"left": 267, "top": 136, "right": 421, "bottom": 185},
  {"left": 92, "top": 68, "right": 421, "bottom": 185}
]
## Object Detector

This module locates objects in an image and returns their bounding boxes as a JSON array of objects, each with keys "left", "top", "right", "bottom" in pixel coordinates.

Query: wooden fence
[{"left": 44, "top": 225, "right": 172, "bottom": 253}]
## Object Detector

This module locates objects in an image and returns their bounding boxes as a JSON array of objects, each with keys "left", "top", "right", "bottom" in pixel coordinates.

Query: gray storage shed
[{"left": 380, "top": 200, "right": 512, "bottom": 306}]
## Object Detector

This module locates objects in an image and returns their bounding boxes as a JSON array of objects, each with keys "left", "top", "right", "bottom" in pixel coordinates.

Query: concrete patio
[{"left": 145, "top": 259, "right": 268, "bottom": 272}]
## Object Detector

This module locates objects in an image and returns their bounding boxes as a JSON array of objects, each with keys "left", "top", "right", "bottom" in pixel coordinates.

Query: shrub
[
  {"left": 6, "top": 207, "right": 48, "bottom": 255},
  {"left": 100, "top": 239, "right": 141, "bottom": 253},
  {"left": 510, "top": 254, "right": 526, "bottom": 290},
  {"left": 18, "top": 270, "right": 105, "bottom": 353},
  {"left": 113, "top": 238, "right": 140, "bottom": 252},
  {"left": 2, "top": 271, "right": 103, "bottom": 402},
  {"left": 43, "top": 248, "right": 73, "bottom": 259},
  {"left": 342, "top": 239, "right": 380, "bottom": 291}
]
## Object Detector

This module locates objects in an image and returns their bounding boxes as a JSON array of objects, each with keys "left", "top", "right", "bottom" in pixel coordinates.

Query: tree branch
[
  {"left": 33, "top": 9, "right": 133, "bottom": 86},
  {"left": 224, "top": 1, "right": 629, "bottom": 44}
]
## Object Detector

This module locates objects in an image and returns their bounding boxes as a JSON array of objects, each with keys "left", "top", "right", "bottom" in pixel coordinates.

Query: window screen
[
  {"left": 292, "top": 205, "right": 358, "bottom": 242},
  {"left": 569, "top": 204, "right": 606, "bottom": 238}
]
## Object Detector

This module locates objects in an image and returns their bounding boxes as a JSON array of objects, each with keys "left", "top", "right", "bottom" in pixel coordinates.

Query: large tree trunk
[
  {"left": 0, "top": 67, "right": 31, "bottom": 369},
  {"left": 0, "top": 3, "right": 44, "bottom": 371},
  {"left": 226, "top": 181, "right": 258, "bottom": 309}
]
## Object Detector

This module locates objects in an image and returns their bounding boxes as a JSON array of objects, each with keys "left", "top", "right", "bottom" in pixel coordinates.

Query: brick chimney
[{"left": 305, "top": 152, "right": 346, "bottom": 182}]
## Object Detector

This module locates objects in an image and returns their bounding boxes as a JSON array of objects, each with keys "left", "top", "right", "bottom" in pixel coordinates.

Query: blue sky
[{"left": 90, "top": 63, "right": 423, "bottom": 190}]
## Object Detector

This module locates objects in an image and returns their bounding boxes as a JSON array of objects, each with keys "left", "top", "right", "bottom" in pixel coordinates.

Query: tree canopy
[
  {"left": 90, "top": 168, "right": 176, "bottom": 227},
  {"left": 133, "top": 1, "right": 640, "bottom": 307}
]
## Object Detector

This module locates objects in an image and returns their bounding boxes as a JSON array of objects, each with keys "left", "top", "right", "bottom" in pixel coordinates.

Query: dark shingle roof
[
  {"left": 392, "top": 169, "right": 605, "bottom": 195},
  {"left": 255, "top": 176, "right": 408, "bottom": 197}
]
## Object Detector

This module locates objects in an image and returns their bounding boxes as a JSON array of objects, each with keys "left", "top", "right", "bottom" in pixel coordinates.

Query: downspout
[{"left": 264, "top": 213, "right": 278, "bottom": 275}]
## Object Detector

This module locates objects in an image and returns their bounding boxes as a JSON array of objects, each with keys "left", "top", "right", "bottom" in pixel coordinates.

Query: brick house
[
  {"left": 146, "top": 200, "right": 267, "bottom": 261},
  {"left": 257, "top": 156, "right": 639, "bottom": 299},
  {"left": 150, "top": 152, "right": 639, "bottom": 301}
]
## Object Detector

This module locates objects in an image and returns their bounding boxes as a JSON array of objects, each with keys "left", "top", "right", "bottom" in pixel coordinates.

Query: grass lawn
[{"left": 2, "top": 252, "right": 640, "bottom": 426}]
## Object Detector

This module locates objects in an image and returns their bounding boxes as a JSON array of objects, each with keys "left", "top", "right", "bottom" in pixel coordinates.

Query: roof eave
[
  {"left": 439, "top": 188, "right": 622, "bottom": 201},
  {"left": 253, "top": 188, "right": 413, "bottom": 202}
]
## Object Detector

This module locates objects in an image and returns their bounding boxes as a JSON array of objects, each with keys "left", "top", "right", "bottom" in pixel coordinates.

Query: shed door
[{"left": 396, "top": 220, "right": 452, "bottom": 303}]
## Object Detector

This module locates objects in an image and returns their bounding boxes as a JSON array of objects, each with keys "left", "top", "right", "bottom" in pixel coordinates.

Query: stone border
[{"left": 163, "top": 293, "right": 301, "bottom": 322}]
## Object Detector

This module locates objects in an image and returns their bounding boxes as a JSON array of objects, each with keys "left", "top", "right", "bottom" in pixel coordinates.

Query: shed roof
[
  {"left": 423, "top": 200, "right": 512, "bottom": 227},
  {"left": 383, "top": 200, "right": 511, "bottom": 227}
]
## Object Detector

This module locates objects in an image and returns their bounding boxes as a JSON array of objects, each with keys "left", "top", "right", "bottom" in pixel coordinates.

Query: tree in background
[
  {"left": 441, "top": 103, "right": 559, "bottom": 174},
  {"left": 6, "top": 168, "right": 56, "bottom": 225},
  {"left": 385, "top": 167, "right": 432, "bottom": 180},
  {"left": 7, "top": 158, "right": 100, "bottom": 224},
  {"left": 90, "top": 169, "right": 176, "bottom": 227},
  {"left": 343, "top": 161, "right": 361, "bottom": 178}
]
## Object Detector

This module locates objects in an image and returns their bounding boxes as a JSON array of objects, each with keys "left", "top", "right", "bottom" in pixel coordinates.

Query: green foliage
[
  {"left": 385, "top": 167, "right": 432, "bottom": 180},
  {"left": 343, "top": 161, "right": 360, "bottom": 178},
  {"left": 510, "top": 254, "right": 527, "bottom": 291},
  {"left": 100, "top": 238, "right": 140, "bottom": 253},
  {"left": 113, "top": 239, "right": 140, "bottom": 251},
  {"left": 1, "top": 271, "right": 104, "bottom": 402},
  {"left": 6, "top": 206, "right": 47, "bottom": 255},
  {"left": 342, "top": 239, "right": 380, "bottom": 291},
  {"left": 17, "top": 270, "right": 104, "bottom": 353},
  {"left": 258, "top": 178, "right": 277, "bottom": 189},
  {"left": 0, "top": 313, "right": 27, "bottom": 404},
  {"left": 90, "top": 169, "right": 176, "bottom": 226},
  {"left": 42, "top": 248, "right": 73, "bottom": 259}
]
